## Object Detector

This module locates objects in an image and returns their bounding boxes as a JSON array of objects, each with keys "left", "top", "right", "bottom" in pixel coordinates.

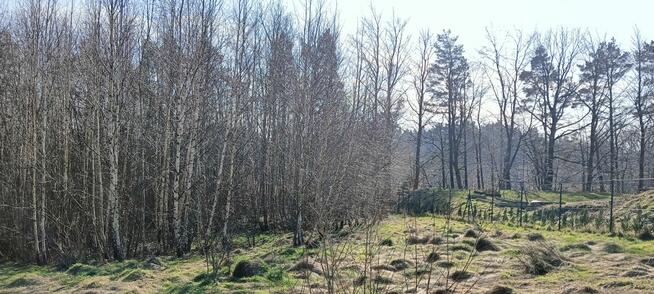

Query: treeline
[
  {"left": 2, "top": 0, "right": 654, "bottom": 265},
  {"left": 0, "top": 0, "right": 409, "bottom": 263},
  {"left": 411, "top": 29, "right": 654, "bottom": 195}
]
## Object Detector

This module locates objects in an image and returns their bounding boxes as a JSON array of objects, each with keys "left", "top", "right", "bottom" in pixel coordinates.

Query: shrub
[
  {"left": 517, "top": 241, "right": 564, "bottom": 275},
  {"left": 232, "top": 259, "right": 265, "bottom": 278}
]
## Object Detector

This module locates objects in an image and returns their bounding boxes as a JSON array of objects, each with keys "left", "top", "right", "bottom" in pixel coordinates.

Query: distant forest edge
[{"left": 0, "top": 0, "right": 653, "bottom": 266}]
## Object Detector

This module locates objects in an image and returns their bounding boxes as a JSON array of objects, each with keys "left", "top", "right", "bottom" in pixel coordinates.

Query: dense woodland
[{"left": 0, "top": 0, "right": 653, "bottom": 265}]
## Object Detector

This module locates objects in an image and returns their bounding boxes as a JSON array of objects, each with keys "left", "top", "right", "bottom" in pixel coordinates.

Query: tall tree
[
  {"left": 429, "top": 30, "right": 469, "bottom": 189},
  {"left": 520, "top": 30, "right": 582, "bottom": 191}
]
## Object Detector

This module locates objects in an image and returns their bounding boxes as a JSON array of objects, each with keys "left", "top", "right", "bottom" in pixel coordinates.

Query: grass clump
[
  {"left": 517, "top": 241, "right": 565, "bottom": 275},
  {"left": 379, "top": 238, "right": 393, "bottom": 246},
  {"left": 486, "top": 285, "right": 513, "bottom": 294},
  {"left": 450, "top": 270, "right": 472, "bottom": 281},
  {"left": 602, "top": 243, "right": 623, "bottom": 254},
  {"left": 469, "top": 237, "right": 499, "bottom": 252},
  {"left": 560, "top": 243, "right": 591, "bottom": 252},
  {"left": 121, "top": 269, "right": 146, "bottom": 282},
  {"left": 463, "top": 229, "right": 480, "bottom": 238},
  {"left": 66, "top": 263, "right": 101, "bottom": 276},
  {"left": 527, "top": 233, "right": 544, "bottom": 241},
  {"left": 389, "top": 259, "right": 411, "bottom": 271},
  {"left": 426, "top": 251, "right": 440, "bottom": 263},
  {"left": 449, "top": 243, "right": 474, "bottom": 252},
  {"left": 6, "top": 276, "right": 40, "bottom": 288},
  {"left": 429, "top": 236, "right": 443, "bottom": 245},
  {"left": 406, "top": 235, "right": 430, "bottom": 245},
  {"left": 373, "top": 275, "right": 393, "bottom": 284},
  {"left": 289, "top": 260, "right": 321, "bottom": 275},
  {"left": 232, "top": 259, "right": 265, "bottom": 279}
]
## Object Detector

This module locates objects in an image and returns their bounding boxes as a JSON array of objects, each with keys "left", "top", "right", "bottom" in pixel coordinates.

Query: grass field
[{"left": 2, "top": 213, "right": 654, "bottom": 293}]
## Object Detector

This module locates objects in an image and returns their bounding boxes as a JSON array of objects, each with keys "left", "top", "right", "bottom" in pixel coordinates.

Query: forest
[{"left": 1, "top": 0, "right": 654, "bottom": 292}]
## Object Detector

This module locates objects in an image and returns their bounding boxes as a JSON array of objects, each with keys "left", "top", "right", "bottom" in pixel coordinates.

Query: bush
[
  {"left": 602, "top": 243, "right": 623, "bottom": 254},
  {"left": 517, "top": 241, "right": 564, "bottom": 275},
  {"left": 232, "top": 259, "right": 265, "bottom": 278}
]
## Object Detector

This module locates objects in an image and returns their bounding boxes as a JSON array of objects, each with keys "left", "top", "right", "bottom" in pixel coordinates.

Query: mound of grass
[
  {"left": 373, "top": 275, "right": 393, "bottom": 284},
  {"left": 406, "top": 235, "right": 430, "bottom": 245},
  {"left": 429, "top": 236, "right": 443, "bottom": 245},
  {"left": 6, "top": 276, "right": 40, "bottom": 288},
  {"left": 353, "top": 275, "right": 366, "bottom": 286},
  {"left": 121, "top": 269, "right": 146, "bottom": 282},
  {"left": 560, "top": 243, "right": 591, "bottom": 252},
  {"left": 66, "top": 263, "right": 100, "bottom": 276},
  {"left": 517, "top": 241, "right": 564, "bottom": 275},
  {"left": 641, "top": 258, "right": 654, "bottom": 267},
  {"left": 486, "top": 285, "right": 513, "bottom": 294},
  {"left": 602, "top": 243, "right": 623, "bottom": 254},
  {"left": 450, "top": 270, "right": 472, "bottom": 281},
  {"left": 463, "top": 229, "right": 480, "bottom": 238},
  {"left": 371, "top": 264, "right": 396, "bottom": 272},
  {"left": 289, "top": 260, "right": 321, "bottom": 275},
  {"left": 465, "top": 237, "right": 499, "bottom": 252},
  {"left": 527, "top": 233, "right": 544, "bottom": 241},
  {"left": 142, "top": 256, "right": 165, "bottom": 270},
  {"left": 379, "top": 238, "right": 393, "bottom": 246},
  {"left": 232, "top": 259, "right": 265, "bottom": 279},
  {"left": 563, "top": 285, "right": 599, "bottom": 293},
  {"left": 437, "top": 261, "right": 454, "bottom": 268},
  {"left": 622, "top": 269, "right": 648, "bottom": 277},
  {"left": 449, "top": 243, "right": 474, "bottom": 252},
  {"left": 637, "top": 229, "right": 654, "bottom": 241},
  {"left": 389, "top": 259, "right": 411, "bottom": 271},
  {"left": 426, "top": 251, "right": 440, "bottom": 263}
]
